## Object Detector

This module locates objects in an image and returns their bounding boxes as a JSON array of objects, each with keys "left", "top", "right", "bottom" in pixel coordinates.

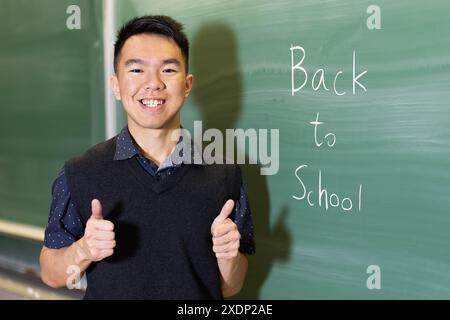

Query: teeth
[{"left": 141, "top": 99, "right": 164, "bottom": 107}]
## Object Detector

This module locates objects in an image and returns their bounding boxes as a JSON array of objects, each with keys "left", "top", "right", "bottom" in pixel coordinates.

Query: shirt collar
[
  {"left": 114, "top": 126, "right": 205, "bottom": 168},
  {"left": 114, "top": 126, "right": 139, "bottom": 160}
]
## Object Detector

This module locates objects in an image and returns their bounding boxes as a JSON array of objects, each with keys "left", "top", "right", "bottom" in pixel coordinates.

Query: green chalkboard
[
  {"left": 0, "top": 0, "right": 104, "bottom": 227},
  {"left": 116, "top": 0, "right": 450, "bottom": 298}
]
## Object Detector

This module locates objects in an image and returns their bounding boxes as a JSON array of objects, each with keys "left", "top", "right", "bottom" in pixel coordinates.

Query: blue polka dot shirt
[{"left": 44, "top": 126, "right": 255, "bottom": 254}]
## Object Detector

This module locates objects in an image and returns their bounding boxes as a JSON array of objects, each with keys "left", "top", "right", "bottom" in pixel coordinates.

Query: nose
[{"left": 145, "top": 71, "right": 164, "bottom": 91}]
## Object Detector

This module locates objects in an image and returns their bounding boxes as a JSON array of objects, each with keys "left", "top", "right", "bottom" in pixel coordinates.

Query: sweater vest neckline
[{"left": 124, "top": 156, "right": 192, "bottom": 195}]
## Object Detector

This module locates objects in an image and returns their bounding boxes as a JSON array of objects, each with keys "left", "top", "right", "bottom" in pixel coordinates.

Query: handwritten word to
[
  {"left": 290, "top": 45, "right": 367, "bottom": 96},
  {"left": 292, "top": 164, "right": 362, "bottom": 213},
  {"left": 310, "top": 112, "right": 336, "bottom": 148}
]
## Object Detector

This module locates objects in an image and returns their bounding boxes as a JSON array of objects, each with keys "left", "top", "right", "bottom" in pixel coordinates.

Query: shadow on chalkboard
[{"left": 191, "top": 23, "right": 292, "bottom": 299}]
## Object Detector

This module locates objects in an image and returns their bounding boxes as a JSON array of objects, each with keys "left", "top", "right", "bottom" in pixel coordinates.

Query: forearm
[
  {"left": 39, "top": 239, "right": 91, "bottom": 288},
  {"left": 217, "top": 252, "right": 248, "bottom": 298}
]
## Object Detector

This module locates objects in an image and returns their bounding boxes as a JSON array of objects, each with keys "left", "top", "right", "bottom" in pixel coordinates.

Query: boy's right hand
[{"left": 76, "top": 199, "right": 116, "bottom": 263}]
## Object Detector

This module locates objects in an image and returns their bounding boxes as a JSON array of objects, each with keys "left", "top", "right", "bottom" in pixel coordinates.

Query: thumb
[
  {"left": 90, "top": 199, "right": 103, "bottom": 220},
  {"left": 215, "top": 199, "right": 235, "bottom": 224}
]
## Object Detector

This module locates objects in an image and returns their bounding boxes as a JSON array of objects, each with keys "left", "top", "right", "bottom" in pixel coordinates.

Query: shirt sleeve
[
  {"left": 234, "top": 183, "right": 256, "bottom": 255},
  {"left": 44, "top": 168, "right": 85, "bottom": 249}
]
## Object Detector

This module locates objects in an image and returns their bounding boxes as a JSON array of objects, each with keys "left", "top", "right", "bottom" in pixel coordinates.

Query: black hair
[{"left": 113, "top": 15, "right": 189, "bottom": 72}]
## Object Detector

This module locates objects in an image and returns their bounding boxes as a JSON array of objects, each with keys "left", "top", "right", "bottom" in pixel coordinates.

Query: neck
[{"left": 127, "top": 119, "right": 181, "bottom": 167}]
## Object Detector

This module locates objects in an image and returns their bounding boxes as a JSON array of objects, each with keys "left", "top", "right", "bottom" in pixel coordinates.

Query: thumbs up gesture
[
  {"left": 211, "top": 200, "right": 241, "bottom": 260},
  {"left": 78, "top": 199, "right": 116, "bottom": 262}
]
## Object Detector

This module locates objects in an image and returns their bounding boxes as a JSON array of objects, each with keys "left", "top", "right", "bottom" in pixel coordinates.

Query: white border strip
[
  {"left": 0, "top": 220, "right": 44, "bottom": 242},
  {"left": 103, "top": 0, "right": 117, "bottom": 139}
]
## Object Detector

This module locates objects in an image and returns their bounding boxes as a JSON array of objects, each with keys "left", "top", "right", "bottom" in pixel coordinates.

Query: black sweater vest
[{"left": 64, "top": 136, "right": 241, "bottom": 299}]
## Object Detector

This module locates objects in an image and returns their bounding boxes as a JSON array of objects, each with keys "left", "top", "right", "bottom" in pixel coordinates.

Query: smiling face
[{"left": 111, "top": 34, "right": 193, "bottom": 133}]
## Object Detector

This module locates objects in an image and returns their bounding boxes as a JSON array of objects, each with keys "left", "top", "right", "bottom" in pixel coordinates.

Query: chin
[
  {"left": 128, "top": 111, "right": 180, "bottom": 131},
  {"left": 140, "top": 120, "right": 174, "bottom": 130},
  {"left": 140, "top": 123, "right": 166, "bottom": 130}
]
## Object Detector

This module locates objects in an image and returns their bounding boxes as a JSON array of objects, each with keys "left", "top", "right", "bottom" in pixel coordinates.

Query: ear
[
  {"left": 110, "top": 75, "right": 121, "bottom": 100},
  {"left": 184, "top": 74, "right": 194, "bottom": 98}
]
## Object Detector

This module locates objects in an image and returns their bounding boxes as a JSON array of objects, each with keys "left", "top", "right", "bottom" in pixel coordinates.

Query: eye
[
  {"left": 162, "top": 68, "right": 177, "bottom": 74},
  {"left": 129, "top": 69, "right": 143, "bottom": 73}
]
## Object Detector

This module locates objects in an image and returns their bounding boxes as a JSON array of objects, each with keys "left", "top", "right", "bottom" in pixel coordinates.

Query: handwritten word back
[{"left": 290, "top": 46, "right": 367, "bottom": 96}]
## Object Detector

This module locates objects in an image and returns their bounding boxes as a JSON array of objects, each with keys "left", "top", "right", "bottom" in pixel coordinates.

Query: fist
[
  {"left": 211, "top": 199, "right": 241, "bottom": 260},
  {"left": 78, "top": 199, "right": 116, "bottom": 262}
]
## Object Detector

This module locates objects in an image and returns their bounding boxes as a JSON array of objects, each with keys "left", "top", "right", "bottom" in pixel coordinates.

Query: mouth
[{"left": 138, "top": 98, "right": 166, "bottom": 111}]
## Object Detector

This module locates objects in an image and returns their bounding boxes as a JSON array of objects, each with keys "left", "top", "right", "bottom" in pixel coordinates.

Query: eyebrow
[
  {"left": 124, "top": 58, "right": 147, "bottom": 67},
  {"left": 124, "top": 58, "right": 181, "bottom": 68},
  {"left": 162, "top": 58, "right": 181, "bottom": 66}
]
